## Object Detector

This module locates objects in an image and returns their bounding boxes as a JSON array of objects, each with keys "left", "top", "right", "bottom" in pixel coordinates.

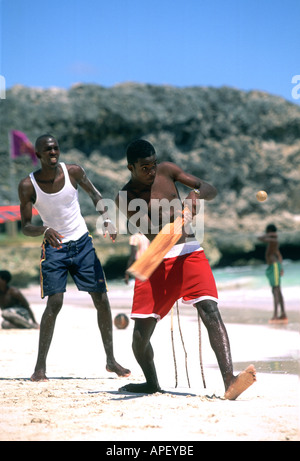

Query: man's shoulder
[
  {"left": 65, "top": 163, "right": 82, "bottom": 172},
  {"left": 119, "top": 181, "right": 132, "bottom": 193},
  {"left": 115, "top": 181, "right": 137, "bottom": 206},
  {"left": 157, "top": 161, "right": 176, "bottom": 170},
  {"left": 18, "top": 174, "right": 33, "bottom": 190},
  {"left": 157, "top": 161, "right": 181, "bottom": 176},
  {"left": 65, "top": 163, "right": 84, "bottom": 181},
  {"left": 7, "top": 286, "right": 21, "bottom": 297}
]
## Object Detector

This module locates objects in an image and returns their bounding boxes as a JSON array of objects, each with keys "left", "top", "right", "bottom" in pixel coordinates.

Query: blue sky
[{"left": 1, "top": 0, "right": 299, "bottom": 103}]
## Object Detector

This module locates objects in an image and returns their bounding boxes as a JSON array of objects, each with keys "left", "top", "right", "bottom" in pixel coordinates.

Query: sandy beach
[{"left": 0, "top": 281, "right": 299, "bottom": 442}]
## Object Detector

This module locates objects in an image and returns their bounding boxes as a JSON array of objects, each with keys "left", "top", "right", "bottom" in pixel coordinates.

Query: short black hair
[
  {"left": 35, "top": 134, "right": 56, "bottom": 152},
  {"left": 266, "top": 224, "right": 277, "bottom": 233},
  {"left": 126, "top": 139, "right": 156, "bottom": 165},
  {"left": 0, "top": 270, "right": 12, "bottom": 283}
]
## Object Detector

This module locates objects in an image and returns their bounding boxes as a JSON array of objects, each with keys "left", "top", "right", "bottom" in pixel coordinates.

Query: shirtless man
[
  {"left": 0, "top": 270, "right": 39, "bottom": 329},
  {"left": 18, "top": 134, "right": 130, "bottom": 381},
  {"left": 116, "top": 139, "right": 256, "bottom": 400},
  {"left": 258, "top": 224, "right": 288, "bottom": 323}
]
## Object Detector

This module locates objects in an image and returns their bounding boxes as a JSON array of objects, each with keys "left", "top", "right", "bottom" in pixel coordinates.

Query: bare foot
[
  {"left": 276, "top": 316, "right": 288, "bottom": 324},
  {"left": 268, "top": 317, "right": 277, "bottom": 324},
  {"left": 118, "top": 382, "right": 163, "bottom": 394},
  {"left": 30, "top": 371, "right": 49, "bottom": 382},
  {"left": 269, "top": 316, "right": 288, "bottom": 325},
  {"left": 106, "top": 361, "right": 131, "bottom": 377},
  {"left": 224, "top": 365, "right": 256, "bottom": 400}
]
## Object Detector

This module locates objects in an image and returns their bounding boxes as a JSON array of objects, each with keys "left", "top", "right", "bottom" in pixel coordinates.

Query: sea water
[
  {"left": 212, "top": 259, "right": 300, "bottom": 290},
  {"left": 109, "top": 259, "right": 299, "bottom": 294}
]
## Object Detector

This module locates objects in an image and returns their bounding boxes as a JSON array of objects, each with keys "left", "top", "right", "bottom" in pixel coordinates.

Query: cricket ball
[
  {"left": 256, "top": 190, "right": 268, "bottom": 202},
  {"left": 114, "top": 313, "right": 129, "bottom": 329}
]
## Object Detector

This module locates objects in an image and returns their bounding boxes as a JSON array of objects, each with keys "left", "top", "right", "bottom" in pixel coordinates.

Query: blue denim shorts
[{"left": 40, "top": 232, "right": 107, "bottom": 298}]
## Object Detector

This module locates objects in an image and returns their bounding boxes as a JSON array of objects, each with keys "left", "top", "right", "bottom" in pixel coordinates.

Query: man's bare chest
[{"left": 127, "top": 183, "right": 179, "bottom": 214}]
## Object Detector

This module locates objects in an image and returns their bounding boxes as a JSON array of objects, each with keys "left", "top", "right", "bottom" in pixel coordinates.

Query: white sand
[{"left": 0, "top": 283, "right": 299, "bottom": 442}]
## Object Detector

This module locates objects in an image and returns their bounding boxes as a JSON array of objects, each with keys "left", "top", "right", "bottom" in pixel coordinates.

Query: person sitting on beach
[
  {"left": 0, "top": 270, "right": 39, "bottom": 329},
  {"left": 258, "top": 224, "right": 288, "bottom": 324},
  {"left": 115, "top": 138, "right": 256, "bottom": 400}
]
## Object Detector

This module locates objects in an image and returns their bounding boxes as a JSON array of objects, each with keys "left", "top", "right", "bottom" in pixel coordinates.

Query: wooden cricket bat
[{"left": 127, "top": 209, "right": 187, "bottom": 281}]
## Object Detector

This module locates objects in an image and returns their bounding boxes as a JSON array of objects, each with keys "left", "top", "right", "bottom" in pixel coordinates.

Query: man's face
[
  {"left": 36, "top": 137, "right": 60, "bottom": 168},
  {"left": 128, "top": 155, "right": 158, "bottom": 185}
]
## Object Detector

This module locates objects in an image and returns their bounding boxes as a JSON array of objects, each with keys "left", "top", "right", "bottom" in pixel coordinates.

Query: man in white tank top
[{"left": 18, "top": 134, "right": 130, "bottom": 381}]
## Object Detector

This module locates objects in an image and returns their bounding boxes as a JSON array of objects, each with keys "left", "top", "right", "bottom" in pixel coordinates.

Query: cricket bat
[{"left": 127, "top": 209, "right": 188, "bottom": 281}]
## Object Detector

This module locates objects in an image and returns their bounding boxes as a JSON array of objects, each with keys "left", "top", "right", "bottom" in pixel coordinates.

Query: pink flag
[{"left": 10, "top": 130, "right": 38, "bottom": 165}]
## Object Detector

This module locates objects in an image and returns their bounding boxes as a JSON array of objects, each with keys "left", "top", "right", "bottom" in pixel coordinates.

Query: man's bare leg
[
  {"left": 31, "top": 293, "right": 63, "bottom": 382},
  {"left": 90, "top": 292, "right": 131, "bottom": 377},
  {"left": 119, "top": 317, "right": 161, "bottom": 393},
  {"left": 270, "top": 287, "right": 288, "bottom": 323},
  {"left": 196, "top": 300, "right": 256, "bottom": 400},
  {"left": 277, "top": 287, "right": 288, "bottom": 322},
  {"left": 272, "top": 287, "right": 279, "bottom": 320}
]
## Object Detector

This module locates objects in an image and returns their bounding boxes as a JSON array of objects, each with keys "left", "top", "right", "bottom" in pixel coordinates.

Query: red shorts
[{"left": 131, "top": 243, "right": 218, "bottom": 321}]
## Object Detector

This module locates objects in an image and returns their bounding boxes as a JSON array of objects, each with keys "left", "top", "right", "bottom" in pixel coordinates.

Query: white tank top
[{"left": 29, "top": 162, "right": 88, "bottom": 242}]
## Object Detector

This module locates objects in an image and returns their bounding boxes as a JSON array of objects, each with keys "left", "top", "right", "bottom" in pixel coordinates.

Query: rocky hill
[{"left": 0, "top": 83, "right": 299, "bottom": 271}]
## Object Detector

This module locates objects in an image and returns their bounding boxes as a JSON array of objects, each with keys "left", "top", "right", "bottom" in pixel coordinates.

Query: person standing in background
[{"left": 258, "top": 224, "right": 288, "bottom": 324}]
